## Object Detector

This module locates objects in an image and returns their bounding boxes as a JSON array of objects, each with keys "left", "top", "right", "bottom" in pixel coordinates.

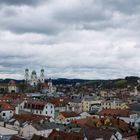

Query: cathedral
[{"left": 25, "top": 69, "right": 45, "bottom": 86}]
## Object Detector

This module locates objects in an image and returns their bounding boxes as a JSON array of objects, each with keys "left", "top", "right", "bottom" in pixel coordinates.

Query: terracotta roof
[
  {"left": 98, "top": 109, "right": 135, "bottom": 117},
  {"left": 0, "top": 102, "right": 14, "bottom": 111},
  {"left": 72, "top": 117, "right": 94, "bottom": 126},
  {"left": 72, "top": 116, "right": 136, "bottom": 137},
  {"left": 60, "top": 112, "right": 80, "bottom": 118},
  {"left": 0, "top": 96, "right": 11, "bottom": 102},
  {"left": 47, "top": 129, "right": 83, "bottom": 140},
  {"left": 31, "top": 134, "right": 48, "bottom": 140},
  {"left": 24, "top": 100, "right": 48, "bottom": 110},
  {"left": 8, "top": 80, "right": 16, "bottom": 86},
  {"left": 3, "top": 93, "right": 27, "bottom": 100},
  {"left": 121, "top": 129, "right": 137, "bottom": 138},
  {"left": 10, "top": 135, "right": 26, "bottom": 140},
  {"left": 14, "top": 114, "right": 49, "bottom": 124},
  {"left": 47, "top": 98, "right": 69, "bottom": 107},
  {"left": 81, "top": 127, "right": 115, "bottom": 140}
]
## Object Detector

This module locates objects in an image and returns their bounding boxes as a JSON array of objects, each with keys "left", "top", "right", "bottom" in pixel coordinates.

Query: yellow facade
[
  {"left": 102, "top": 101, "right": 129, "bottom": 110},
  {"left": 82, "top": 100, "right": 101, "bottom": 112},
  {"left": 57, "top": 113, "right": 66, "bottom": 121},
  {"left": 120, "top": 103, "right": 129, "bottom": 109}
]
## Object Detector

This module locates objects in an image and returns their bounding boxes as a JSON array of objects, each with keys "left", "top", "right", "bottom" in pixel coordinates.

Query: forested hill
[{"left": 0, "top": 76, "right": 140, "bottom": 89}]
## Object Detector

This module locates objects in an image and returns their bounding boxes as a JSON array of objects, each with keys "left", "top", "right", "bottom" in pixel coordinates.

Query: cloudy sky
[{"left": 0, "top": 0, "right": 140, "bottom": 79}]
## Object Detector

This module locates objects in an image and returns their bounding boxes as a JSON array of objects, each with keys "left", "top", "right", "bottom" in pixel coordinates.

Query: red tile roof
[
  {"left": 47, "top": 129, "right": 83, "bottom": 140},
  {"left": 24, "top": 100, "right": 48, "bottom": 110},
  {"left": 8, "top": 80, "right": 16, "bottom": 86},
  {"left": 60, "top": 112, "right": 80, "bottom": 118},
  {"left": 0, "top": 102, "right": 14, "bottom": 111},
  {"left": 47, "top": 97, "right": 69, "bottom": 107},
  {"left": 14, "top": 114, "right": 49, "bottom": 123},
  {"left": 98, "top": 109, "right": 135, "bottom": 117},
  {"left": 10, "top": 135, "right": 26, "bottom": 140}
]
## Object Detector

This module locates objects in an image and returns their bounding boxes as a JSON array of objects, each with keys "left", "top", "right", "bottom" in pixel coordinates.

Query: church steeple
[
  {"left": 25, "top": 69, "right": 29, "bottom": 82},
  {"left": 40, "top": 69, "right": 45, "bottom": 83},
  {"left": 24, "top": 69, "right": 45, "bottom": 87}
]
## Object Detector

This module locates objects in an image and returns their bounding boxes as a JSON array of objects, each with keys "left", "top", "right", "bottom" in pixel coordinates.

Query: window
[
  {"left": 46, "top": 106, "right": 47, "bottom": 109},
  {"left": 46, "top": 111, "right": 47, "bottom": 114},
  {"left": 3, "top": 113, "right": 5, "bottom": 116},
  {"left": 51, "top": 105, "right": 53, "bottom": 108},
  {"left": 51, "top": 111, "right": 53, "bottom": 114},
  {"left": 40, "top": 111, "right": 42, "bottom": 114},
  {"left": 36, "top": 110, "right": 38, "bottom": 114}
]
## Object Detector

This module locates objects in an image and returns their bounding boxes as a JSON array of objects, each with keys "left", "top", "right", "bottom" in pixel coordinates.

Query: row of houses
[
  {"left": 5, "top": 113, "right": 139, "bottom": 140},
  {"left": 0, "top": 91, "right": 139, "bottom": 139}
]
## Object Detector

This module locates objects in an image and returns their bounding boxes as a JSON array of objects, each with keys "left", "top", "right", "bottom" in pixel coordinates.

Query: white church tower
[
  {"left": 40, "top": 69, "right": 45, "bottom": 83},
  {"left": 25, "top": 69, "right": 30, "bottom": 82},
  {"left": 25, "top": 69, "right": 45, "bottom": 87},
  {"left": 31, "top": 70, "right": 38, "bottom": 86}
]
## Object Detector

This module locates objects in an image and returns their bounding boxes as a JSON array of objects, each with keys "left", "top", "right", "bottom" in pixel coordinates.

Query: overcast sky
[{"left": 0, "top": 0, "right": 140, "bottom": 79}]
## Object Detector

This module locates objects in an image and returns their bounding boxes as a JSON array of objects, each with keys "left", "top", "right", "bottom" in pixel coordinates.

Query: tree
[{"left": 137, "top": 128, "right": 140, "bottom": 139}]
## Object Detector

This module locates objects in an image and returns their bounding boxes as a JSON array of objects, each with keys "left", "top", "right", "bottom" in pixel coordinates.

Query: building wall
[
  {"left": 21, "top": 125, "right": 53, "bottom": 138},
  {"left": 57, "top": 113, "right": 81, "bottom": 123},
  {"left": 8, "top": 86, "right": 17, "bottom": 93},
  {"left": 22, "top": 102, "right": 55, "bottom": 118},
  {"left": 42, "top": 103, "right": 55, "bottom": 118},
  {"left": 0, "top": 110, "right": 14, "bottom": 120},
  {"left": 69, "top": 102, "right": 82, "bottom": 113},
  {"left": 20, "top": 125, "right": 37, "bottom": 138},
  {"left": 82, "top": 100, "right": 101, "bottom": 112},
  {"left": 101, "top": 101, "right": 128, "bottom": 110}
]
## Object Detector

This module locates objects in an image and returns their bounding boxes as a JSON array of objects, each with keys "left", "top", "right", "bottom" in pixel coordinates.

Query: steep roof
[
  {"left": 14, "top": 114, "right": 49, "bottom": 124},
  {"left": 98, "top": 109, "right": 135, "bottom": 117},
  {"left": 81, "top": 127, "right": 115, "bottom": 140},
  {"left": 0, "top": 102, "right": 14, "bottom": 111},
  {"left": 24, "top": 100, "right": 50, "bottom": 110},
  {"left": 60, "top": 112, "right": 80, "bottom": 118},
  {"left": 8, "top": 80, "right": 16, "bottom": 86},
  {"left": 31, "top": 134, "right": 48, "bottom": 140},
  {"left": 47, "top": 129, "right": 83, "bottom": 140},
  {"left": 10, "top": 135, "right": 26, "bottom": 140}
]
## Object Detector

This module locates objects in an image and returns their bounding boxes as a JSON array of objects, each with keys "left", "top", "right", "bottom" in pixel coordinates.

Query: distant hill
[
  {"left": 51, "top": 76, "right": 140, "bottom": 90},
  {"left": 0, "top": 76, "right": 139, "bottom": 90}
]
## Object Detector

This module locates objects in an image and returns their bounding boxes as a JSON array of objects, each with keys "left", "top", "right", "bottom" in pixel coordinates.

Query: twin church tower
[{"left": 25, "top": 69, "right": 45, "bottom": 86}]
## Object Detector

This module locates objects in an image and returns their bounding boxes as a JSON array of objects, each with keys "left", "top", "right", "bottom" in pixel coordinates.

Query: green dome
[
  {"left": 32, "top": 70, "right": 36, "bottom": 75},
  {"left": 25, "top": 69, "right": 29, "bottom": 72}
]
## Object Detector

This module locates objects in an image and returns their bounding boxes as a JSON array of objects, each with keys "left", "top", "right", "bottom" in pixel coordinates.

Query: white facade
[
  {"left": 30, "top": 70, "right": 38, "bottom": 86},
  {"left": 101, "top": 100, "right": 128, "bottom": 110},
  {"left": 8, "top": 85, "right": 17, "bottom": 93},
  {"left": 40, "top": 69, "right": 45, "bottom": 83},
  {"left": 80, "top": 112, "right": 91, "bottom": 119},
  {"left": 21, "top": 123, "right": 60, "bottom": 138},
  {"left": 120, "top": 113, "right": 140, "bottom": 128},
  {"left": 20, "top": 124, "right": 54, "bottom": 138},
  {"left": 0, "top": 126, "right": 18, "bottom": 136},
  {"left": 25, "top": 69, "right": 45, "bottom": 86},
  {"left": 0, "top": 110, "right": 14, "bottom": 120},
  {"left": 22, "top": 101, "right": 55, "bottom": 118}
]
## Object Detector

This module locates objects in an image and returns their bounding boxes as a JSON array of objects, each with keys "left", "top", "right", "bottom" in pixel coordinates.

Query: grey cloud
[
  {"left": 0, "top": 0, "right": 139, "bottom": 34},
  {"left": 0, "top": 0, "right": 140, "bottom": 79},
  {"left": 0, "top": 0, "right": 44, "bottom": 6},
  {"left": 101, "top": 0, "right": 140, "bottom": 15}
]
